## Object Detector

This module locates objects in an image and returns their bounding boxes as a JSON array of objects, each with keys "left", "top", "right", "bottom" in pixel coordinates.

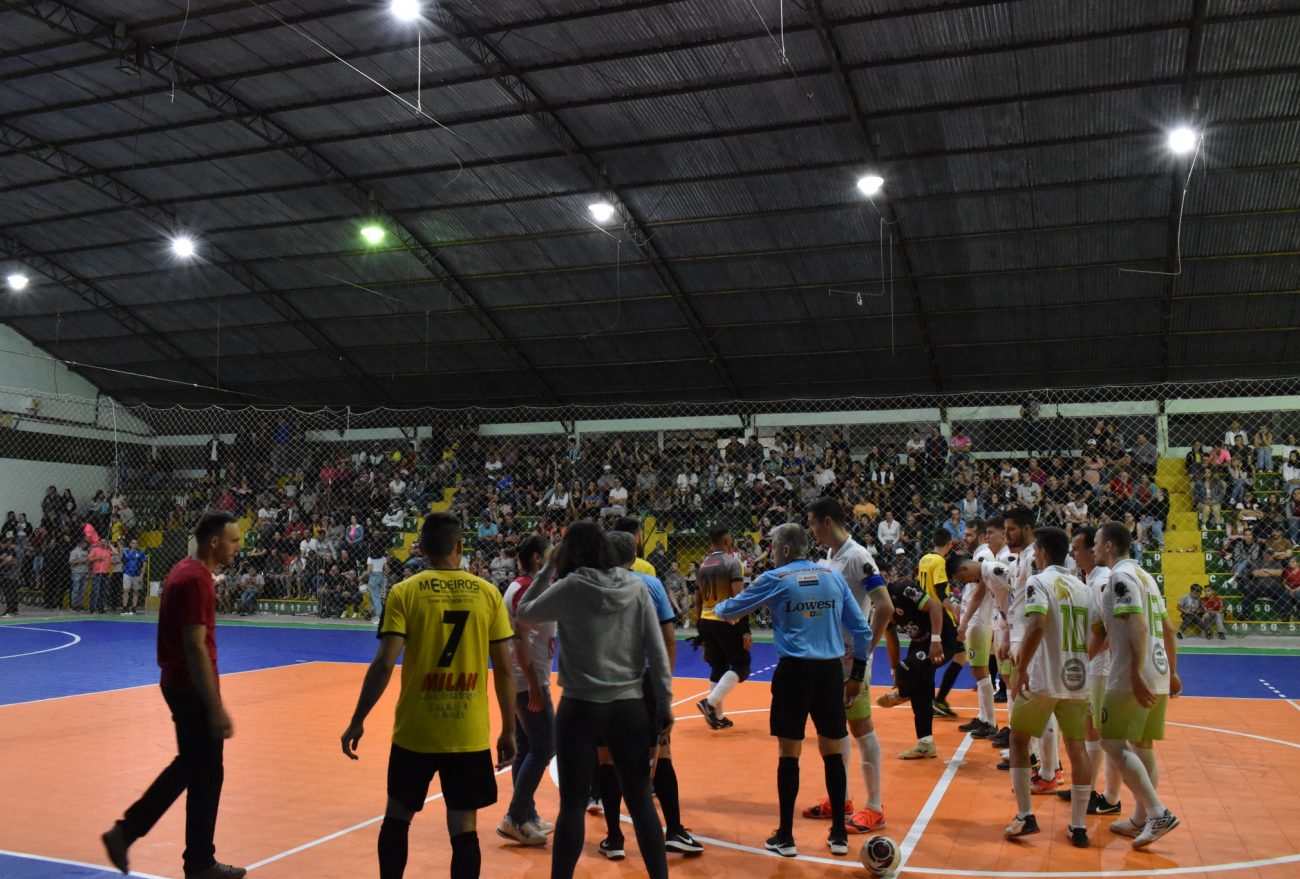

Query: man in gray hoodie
[{"left": 516, "top": 521, "right": 672, "bottom": 879}]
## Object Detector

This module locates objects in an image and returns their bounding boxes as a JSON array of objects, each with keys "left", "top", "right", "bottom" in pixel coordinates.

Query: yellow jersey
[
  {"left": 696, "top": 551, "right": 745, "bottom": 622},
  {"left": 380, "top": 568, "right": 513, "bottom": 754},
  {"left": 917, "top": 552, "right": 956, "bottom": 623},
  {"left": 631, "top": 557, "right": 656, "bottom": 577}
]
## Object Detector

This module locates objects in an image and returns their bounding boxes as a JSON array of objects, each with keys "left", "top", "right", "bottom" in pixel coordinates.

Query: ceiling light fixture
[
  {"left": 171, "top": 235, "right": 196, "bottom": 258},
  {"left": 7, "top": 273, "right": 29, "bottom": 291},
  {"left": 588, "top": 202, "right": 617, "bottom": 223},
  {"left": 856, "top": 175, "right": 885, "bottom": 196},
  {"left": 360, "top": 225, "right": 386, "bottom": 245},
  {"left": 1167, "top": 126, "right": 1198, "bottom": 154},
  {"left": 391, "top": 0, "right": 421, "bottom": 21}
]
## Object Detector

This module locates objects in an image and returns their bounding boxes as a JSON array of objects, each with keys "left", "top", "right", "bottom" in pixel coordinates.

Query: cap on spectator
[
  {"left": 895, "top": 547, "right": 906, "bottom": 555},
  {"left": 603, "top": 463, "right": 612, "bottom": 470},
  {"left": 1086, "top": 438, "right": 1097, "bottom": 445}
]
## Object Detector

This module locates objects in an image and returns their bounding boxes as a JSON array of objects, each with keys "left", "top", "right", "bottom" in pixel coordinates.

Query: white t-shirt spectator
[
  {"left": 485, "top": 457, "right": 504, "bottom": 472},
  {"left": 366, "top": 555, "right": 387, "bottom": 576},
  {"left": 905, "top": 435, "right": 926, "bottom": 457},
  {"left": 1016, "top": 481, "right": 1041, "bottom": 507},
  {"left": 546, "top": 490, "right": 570, "bottom": 510},
  {"left": 1225, "top": 428, "right": 1247, "bottom": 446},
  {"left": 389, "top": 478, "right": 407, "bottom": 496},
  {"left": 878, "top": 518, "right": 901, "bottom": 546},
  {"left": 299, "top": 537, "right": 322, "bottom": 557},
  {"left": 608, "top": 485, "right": 629, "bottom": 507},
  {"left": 816, "top": 467, "right": 837, "bottom": 489},
  {"left": 257, "top": 506, "right": 277, "bottom": 523},
  {"left": 381, "top": 508, "right": 405, "bottom": 528}
]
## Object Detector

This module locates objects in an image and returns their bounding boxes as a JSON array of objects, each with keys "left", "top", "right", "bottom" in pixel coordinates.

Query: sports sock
[
  {"left": 1103, "top": 746, "right": 1123, "bottom": 805},
  {"left": 598, "top": 763, "right": 623, "bottom": 841},
  {"left": 1070, "top": 784, "right": 1090, "bottom": 828},
  {"left": 1133, "top": 746, "right": 1159, "bottom": 823},
  {"left": 1102, "top": 740, "right": 1164, "bottom": 820},
  {"left": 777, "top": 756, "right": 799, "bottom": 838},
  {"left": 1011, "top": 767, "right": 1033, "bottom": 816},
  {"left": 1085, "top": 740, "right": 1103, "bottom": 791},
  {"left": 707, "top": 670, "right": 740, "bottom": 712},
  {"left": 449, "top": 831, "right": 480, "bottom": 879},
  {"left": 1040, "top": 715, "right": 1060, "bottom": 778},
  {"left": 823, "top": 754, "right": 847, "bottom": 837},
  {"left": 936, "top": 662, "right": 962, "bottom": 702},
  {"left": 839, "top": 735, "right": 853, "bottom": 800},
  {"left": 857, "top": 732, "right": 883, "bottom": 811},
  {"left": 378, "top": 817, "right": 410, "bottom": 879},
  {"left": 653, "top": 758, "right": 682, "bottom": 835},
  {"left": 976, "top": 677, "right": 995, "bottom": 724}
]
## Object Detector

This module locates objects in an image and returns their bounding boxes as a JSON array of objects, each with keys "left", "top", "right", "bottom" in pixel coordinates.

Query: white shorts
[{"left": 123, "top": 575, "right": 144, "bottom": 591}]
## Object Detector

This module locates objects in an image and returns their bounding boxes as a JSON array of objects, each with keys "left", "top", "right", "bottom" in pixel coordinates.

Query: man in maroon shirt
[{"left": 102, "top": 511, "right": 246, "bottom": 878}]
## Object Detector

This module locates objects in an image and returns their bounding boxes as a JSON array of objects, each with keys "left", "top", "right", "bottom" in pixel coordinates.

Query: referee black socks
[
  {"left": 377, "top": 817, "right": 409, "bottom": 879},
  {"left": 823, "top": 754, "right": 847, "bottom": 837},
  {"left": 777, "top": 756, "right": 799, "bottom": 837},
  {"left": 450, "top": 831, "right": 480, "bottom": 879}
]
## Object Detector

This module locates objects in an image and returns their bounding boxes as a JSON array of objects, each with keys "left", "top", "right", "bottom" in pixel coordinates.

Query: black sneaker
[
  {"left": 993, "top": 689, "right": 1008, "bottom": 704},
  {"left": 828, "top": 833, "right": 849, "bottom": 856},
  {"left": 932, "top": 699, "right": 956, "bottom": 718},
  {"left": 958, "top": 717, "right": 981, "bottom": 732},
  {"left": 765, "top": 831, "right": 797, "bottom": 858},
  {"left": 1093, "top": 796, "right": 1122, "bottom": 815},
  {"left": 1068, "top": 825, "right": 1090, "bottom": 848},
  {"left": 696, "top": 699, "right": 725, "bottom": 730},
  {"left": 599, "top": 838, "right": 626, "bottom": 860},
  {"left": 990, "top": 729, "right": 1010, "bottom": 748},
  {"left": 101, "top": 824, "right": 130, "bottom": 874},
  {"left": 1004, "top": 813, "right": 1040, "bottom": 838},
  {"left": 718, "top": 716, "right": 734, "bottom": 728},
  {"left": 187, "top": 864, "right": 247, "bottom": 879},
  {"left": 970, "top": 720, "right": 997, "bottom": 739},
  {"left": 1176, "top": 632, "right": 1184, "bottom": 640},
  {"left": 665, "top": 828, "right": 704, "bottom": 854},
  {"left": 1056, "top": 789, "right": 1074, "bottom": 802}
]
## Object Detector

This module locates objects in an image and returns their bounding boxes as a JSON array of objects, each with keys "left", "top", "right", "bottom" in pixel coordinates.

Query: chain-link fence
[{"left": 1, "top": 379, "right": 1298, "bottom": 634}]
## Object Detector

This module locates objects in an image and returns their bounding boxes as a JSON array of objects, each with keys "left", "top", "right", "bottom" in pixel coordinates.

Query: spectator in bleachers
[
  {"left": 1225, "top": 456, "right": 1252, "bottom": 505},
  {"left": 877, "top": 510, "right": 901, "bottom": 552},
  {"left": 1287, "top": 488, "right": 1300, "bottom": 545},
  {"left": 1131, "top": 433, "right": 1158, "bottom": 478},
  {"left": 1253, "top": 425, "right": 1275, "bottom": 472},
  {"left": 948, "top": 424, "right": 972, "bottom": 466},
  {"left": 1201, "top": 585, "right": 1226, "bottom": 639},
  {"left": 1176, "top": 584, "right": 1208, "bottom": 639},
  {"left": 1284, "top": 451, "right": 1300, "bottom": 492},
  {"left": 1283, "top": 558, "right": 1300, "bottom": 623},
  {"left": 1015, "top": 471, "right": 1041, "bottom": 508},
  {"left": 88, "top": 537, "right": 113, "bottom": 614},
  {"left": 1194, "top": 467, "right": 1227, "bottom": 528},
  {"left": 1225, "top": 419, "right": 1248, "bottom": 447}
]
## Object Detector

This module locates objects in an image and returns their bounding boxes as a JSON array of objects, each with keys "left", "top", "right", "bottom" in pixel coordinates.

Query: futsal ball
[{"left": 860, "top": 834, "right": 900, "bottom": 877}]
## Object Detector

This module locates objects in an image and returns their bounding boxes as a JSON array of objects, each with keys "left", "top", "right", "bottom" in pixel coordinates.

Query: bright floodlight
[
  {"left": 171, "top": 235, "right": 196, "bottom": 258},
  {"left": 391, "top": 0, "right": 421, "bottom": 21},
  {"left": 1168, "top": 126, "right": 1198, "bottom": 154},
  {"left": 7, "top": 273, "right": 29, "bottom": 291},
  {"left": 588, "top": 202, "right": 617, "bottom": 223},
  {"left": 857, "top": 175, "right": 885, "bottom": 196},
  {"left": 360, "top": 225, "right": 386, "bottom": 245}
]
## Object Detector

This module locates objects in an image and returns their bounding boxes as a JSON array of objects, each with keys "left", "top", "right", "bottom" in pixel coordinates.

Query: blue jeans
[
  {"left": 90, "top": 573, "right": 110, "bottom": 612},
  {"left": 1257, "top": 448, "right": 1273, "bottom": 471},
  {"left": 508, "top": 688, "right": 556, "bottom": 825},
  {"left": 1230, "top": 478, "right": 1247, "bottom": 504},
  {"left": 1141, "top": 518, "right": 1165, "bottom": 546},
  {"left": 238, "top": 588, "right": 258, "bottom": 614},
  {"left": 368, "top": 572, "right": 385, "bottom": 620},
  {"left": 70, "top": 573, "right": 88, "bottom": 610}
]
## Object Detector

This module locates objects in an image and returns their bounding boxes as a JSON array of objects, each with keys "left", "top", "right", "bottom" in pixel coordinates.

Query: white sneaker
[
  {"left": 1133, "top": 811, "right": 1179, "bottom": 849},
  {"left": 529, "top": 818, "right": 555, "bottom": 835},
  {"left": 496, "top": 817, "right": 546, "bottom": 846},
  {"left": 1109, "top": 818, "right": 1142, "bottom": 838}
]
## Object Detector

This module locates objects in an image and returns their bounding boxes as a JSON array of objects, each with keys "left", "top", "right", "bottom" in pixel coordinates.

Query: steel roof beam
[
  {"left": 19, "top": 0, "right": 560, "bottom": 404},
  {"left": 424, "top": 2, "right": 741, "bottom": 396}
]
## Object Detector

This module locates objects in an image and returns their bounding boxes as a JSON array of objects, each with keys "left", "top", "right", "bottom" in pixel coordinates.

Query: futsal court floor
[{"left": 2, "top": 617, "right": 1299, "bottom": 879}]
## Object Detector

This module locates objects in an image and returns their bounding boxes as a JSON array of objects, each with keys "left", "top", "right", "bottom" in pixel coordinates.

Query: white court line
[
  {"left": 0, "top": 847, "right": 172, "bottom": 879},
  {"left": 245, "top": 765, "right": 513, "bottom": 871},
  {"left": 1258, "top": 677, "right": 1300, "bottom": 713},
  {"left": 0, "top": 625, "right": 81, "bottom": 659},
  {"left": 0, "top": 661, "right": 320, "bottom": 709},
  {"left": 896, "top": 733, "right": 973, "bottom": 872}
]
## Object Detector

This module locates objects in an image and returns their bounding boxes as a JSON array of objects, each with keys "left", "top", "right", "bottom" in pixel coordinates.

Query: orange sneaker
[
  {"left": 1031, "top": 770, "right": 1063, "bottom": 795},
  {"left": 801, "top": 797, "right": 854, "bottom": 819},
  {"left": 875, "top": 690, "right": 906, "bottom": 709},
  {"left": 846, "top": 806, "right": 886, "bottom": 833}
]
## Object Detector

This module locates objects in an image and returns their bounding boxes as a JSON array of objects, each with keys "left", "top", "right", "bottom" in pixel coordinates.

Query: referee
[
  {"left": 713, "top": 523, "right": 871, "bottom": 859},
  {"left": 340, "top": 513, "right": 517, "bottom": 879}
]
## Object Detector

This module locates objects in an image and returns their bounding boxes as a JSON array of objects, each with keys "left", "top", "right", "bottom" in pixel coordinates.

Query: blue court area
[{"left": 1, "top": 618, "right": 1297, "bottom": 707}]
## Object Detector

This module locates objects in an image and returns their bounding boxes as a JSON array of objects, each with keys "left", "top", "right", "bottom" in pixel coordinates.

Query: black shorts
[
  {"left": 387, "top": 744, "right": 497, "bottom": 813},
  {"left": 769, "top": 657, "right": 846, "bottom": 741},
  {"left": 697, "top": 618, "right": 752, "bottom": 682},
  {"left": 895, "top": 643, "right": 954, "bottom": 699}
]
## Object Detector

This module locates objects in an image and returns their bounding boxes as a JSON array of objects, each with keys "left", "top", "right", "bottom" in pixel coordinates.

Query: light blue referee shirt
[{"left": 714, "top": 559, "right": 871, "bottom": 661}]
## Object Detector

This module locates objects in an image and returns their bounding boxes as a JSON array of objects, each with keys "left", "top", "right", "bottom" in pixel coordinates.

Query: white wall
[{"left": 0, "top": 458, "right": 111, "bottom": 523}]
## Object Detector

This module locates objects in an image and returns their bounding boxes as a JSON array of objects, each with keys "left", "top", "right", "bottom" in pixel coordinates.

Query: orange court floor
[{"left": 3, "top": 661, "right": 1300, "bottom": 879}]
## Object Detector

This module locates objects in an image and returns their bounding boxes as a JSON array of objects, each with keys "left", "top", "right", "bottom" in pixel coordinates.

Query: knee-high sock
[
  {"left": 1070, "top": 785, "right": 1090, "bottom": 828},
  {"left": 653, "top": 758, "right": 682, "bottom": 835},
  {"left": 378, "top": 817, "right": 409, "bottom": 879},
  {"left": 1102, "top": 745, "right": 1123, "bottom": 804},
  {"left": 936, "top": 662, "right": 962, "bottom": 702},
  {"left": 823, "top": 754, "right": 847, "bottom": 838},
  {"left": 777, "top": 756, "right": 799, "bottom": 837},
  {"left": 976, "top": 677, "right": 995, "bottom": 724},
  {"left": 1133, "top": 746, "right": 1159, "bottom": 823},
  {"left": 1101, "top": 740, "right": 1163, "bottom": 820},
  {"left": 839, "top": 736, "right": 853, "bottom": 801},
  {"left": 707, "top": 671, "right": 740, "bottom": 713},
  {"left": 1085, "top": 740, "right": 1103, "bottom": 791},
  {"left": 1040, "top": 715, "right": 1060, "bottom": 777},
  {"left": 450, "top": 831, "right": 480, "bottom": 879},
  {"left": 599, "top": 763, "right": 623, "bottom": 840},
  {"left": 856, "top": 732, "right": 883, "bottom": 811},
  {"left": 1011, "top": 768, "right": 1033, "bottom": 816}
]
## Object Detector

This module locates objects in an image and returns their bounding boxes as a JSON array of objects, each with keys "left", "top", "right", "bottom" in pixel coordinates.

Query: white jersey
[
  {"left": 825, "top": 537, "right": 883, "bottom": 655},
  {"left": 1100, "top": 559, "right": 1171, "bottom": 695},
  {"left": 1008, "top": 541, "right": 1037, "bottom": 643},
  {"left": 503, "top": 577, "right": 556, "bottom": 692},
  {"left": 965, "top": 543, "right": 1012, "bottom": 629},
  {"left": 1085, "top": 565, "right": 1112, "bottom": 678},
  {"left": 1024, "top": 565, "right": 1091, "bottom": 700}
]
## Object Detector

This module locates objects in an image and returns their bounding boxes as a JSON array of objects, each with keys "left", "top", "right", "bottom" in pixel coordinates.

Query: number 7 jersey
[
  {"left": 1023, "top": 565, "right": 1092, "bottom": 699},
  {"left": 380, "top": 568, "right": 514, "bottom": 753}
]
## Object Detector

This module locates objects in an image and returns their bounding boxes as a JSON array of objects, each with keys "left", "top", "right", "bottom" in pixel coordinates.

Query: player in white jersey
[
  {"left": 1092, "top": 522, "right": 1181, "bottom": 850},
  {"left": 1057, "top": 526, "right": 1123, "bottom": 815},
  {"left": 951, "top": 524, "right": 1015, "bottom": 739},
  {"left": 1004, "top": 527, "right": 1095, "bottom": 846},
  {"left": 806, "top": 498, "right": 894, "bottom": 833}
]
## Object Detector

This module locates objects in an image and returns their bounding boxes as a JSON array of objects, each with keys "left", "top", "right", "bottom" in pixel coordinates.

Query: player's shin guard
[
  {"left": 449, "top": 831, "right": 480, "bottom": 879},
  {"left": 777, "top": 757, "right": 799, "bottom": 837},
  {"left": 378, "top": 817, "right": 410, "bottom": 879}
]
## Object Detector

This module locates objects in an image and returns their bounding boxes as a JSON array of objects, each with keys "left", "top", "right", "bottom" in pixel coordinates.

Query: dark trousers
[
  {"left": 1, "top": 577, "right": 18, "bottom": 613},
  {"left": 897, "top": 656, "right": 939, "bottom": 739},
  {"left": 120, "top": 688, "right": 224, "bottom": 876},
  {"left": 551, "top": 696, "right": 666, "bottom": 879}
]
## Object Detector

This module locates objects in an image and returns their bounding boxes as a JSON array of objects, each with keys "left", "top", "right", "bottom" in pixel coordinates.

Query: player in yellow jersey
[
  {"left": 341, "top": 513, "right": 516, "bottom": 879},
  {"left": 616, "top": 516, "right": 657, "bottom": 577},
  {"left": 918, "top": 529, "right": 968, "bottom": 719}
]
